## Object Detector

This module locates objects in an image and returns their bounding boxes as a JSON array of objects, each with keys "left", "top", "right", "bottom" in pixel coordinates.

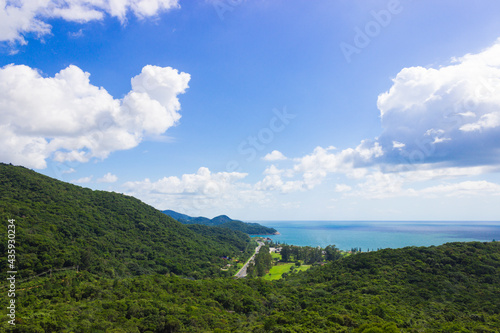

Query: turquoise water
[{"left": 252, "top": 221, "right": 500, "bottom": 251}]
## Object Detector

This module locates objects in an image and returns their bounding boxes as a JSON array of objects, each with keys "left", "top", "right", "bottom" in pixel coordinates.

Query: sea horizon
[{"left": 250, "top": 220, "right": 500, "bottom": 251}]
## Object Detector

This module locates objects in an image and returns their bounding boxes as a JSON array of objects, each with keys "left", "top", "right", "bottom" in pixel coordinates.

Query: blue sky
[{"left": 1, "top": 0, "right": 500, "bottom": 220}]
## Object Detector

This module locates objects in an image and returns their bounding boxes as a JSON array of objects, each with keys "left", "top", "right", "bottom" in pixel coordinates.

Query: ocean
[{"left": 252, "top": 221, "right": 500, "bottom": 251}]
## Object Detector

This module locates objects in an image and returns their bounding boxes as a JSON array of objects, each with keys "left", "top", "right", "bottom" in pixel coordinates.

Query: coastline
[{"left": 250, "top": 220, "right": 500, "bottom": 251}]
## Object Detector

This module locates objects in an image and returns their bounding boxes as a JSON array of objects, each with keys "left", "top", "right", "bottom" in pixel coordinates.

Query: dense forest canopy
[
  {"left": 1, "top": 241, "right": 498, "bottom": 332},
  {"left": 0, "top": 164, "right": 499, "bottom": 332},
  {"left": 0, "top": 163, "right": 254, "bottom": 280}
]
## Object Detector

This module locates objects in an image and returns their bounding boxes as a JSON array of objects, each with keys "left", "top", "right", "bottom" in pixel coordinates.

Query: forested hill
[
  {"left": 2, "top": 163, "right": 499, "bottom": 332},
  {"left": 163, "top": 209, "right": 278, "bottom": 235},
  {"left": 1, "top": 241, "right": 498, "bottom": 332},
  {"left": 0, "top": 163, "right": 253, "bottom": 279}
]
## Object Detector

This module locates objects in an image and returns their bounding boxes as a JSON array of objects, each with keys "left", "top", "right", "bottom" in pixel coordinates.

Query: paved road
[{"left": 234, "top": 240, "right": 264, "bottom": 278}]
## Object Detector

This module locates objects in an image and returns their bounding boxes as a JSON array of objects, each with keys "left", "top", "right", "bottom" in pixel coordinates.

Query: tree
[
  {"left": 325, "top": 245, "right": 342, "bottom": 262},
  {"left": 280, "top": 245, "right": 291, "bottom": 262}
]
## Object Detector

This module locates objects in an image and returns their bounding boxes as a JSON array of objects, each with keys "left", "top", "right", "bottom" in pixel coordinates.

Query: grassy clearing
[
  {"left": 263, "top": 263, "right": 311, "bottom": 281},
  {"left": 271, "top": 252, "right": 281, "bottom": 260}
]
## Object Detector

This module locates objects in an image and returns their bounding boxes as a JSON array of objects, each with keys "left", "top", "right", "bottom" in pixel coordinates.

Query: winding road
[{"left": 234, "top": 240, "right": 265, "bottom": 278}]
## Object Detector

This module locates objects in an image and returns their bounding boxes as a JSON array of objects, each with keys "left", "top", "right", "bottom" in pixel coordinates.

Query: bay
[{"left": 252, "top": 221, "right": 500, "bottom": 251}]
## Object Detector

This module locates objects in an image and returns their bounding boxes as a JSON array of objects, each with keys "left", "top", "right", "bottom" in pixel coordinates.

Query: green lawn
[
  {"left": 271, "top": 252, "right": 281, "bottom": 260},
  {"left": 263, "top": 263, "right": 311, "bottom": 281}
]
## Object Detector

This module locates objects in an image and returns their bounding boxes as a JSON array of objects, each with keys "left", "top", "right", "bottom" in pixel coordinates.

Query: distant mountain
[
  {"left": 0, "top": 163, "right": 253, "bottom": 279},
  {"left": 162, "top": 210, "right": 278, "bottom": 235},
  {"left": 161, "top": 210, "right": 196, "bottom": 222},
  {"left": 210, "top": 215, "right": 233, "bottom": 225}
]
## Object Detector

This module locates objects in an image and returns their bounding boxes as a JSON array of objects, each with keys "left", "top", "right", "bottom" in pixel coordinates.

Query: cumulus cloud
[
  {"left": 123, "top": 38, "right": 500, "bottom": 215},
  {"left": 292, "top": 141, "right": 383, "bottom": 188},
  {"left": 253, "top": 146, "right": 499, "bottom": 201},
  {"left": 0, "top": 0, "right": 180, "bottom": 44},
  {"left": 335, "top": 184, "right": 352, "bottom": 192},
  {"left": 377, "top": 38, "right": 500, "bottom": 167},
  {"left": 262, "top": 150, "right": 287, "bottom": 161},
  {"left": 420, "top": 180, "right": 500, "bottom": 197},
  {"left": 124, "top": 167, "right": 248, "bottom": 195},
  {"left": 392, "top": 141, "right": 405, "bottom": 149},
  {"left": 0, "top": 64, "right": 190, "bottom": 169},
  {"left": 248, "top": 39, "right": 500, "bottom": 204},
  {"left": 336, "top": 163, "right": 499, "bottom": 200},
  {"left": 62, "top": 168, "right": 76, "bottom": 174},
  {"left": 459, "top": 112, "right": 500, "bottom": 132},
  {"left": 255, "top": 165, "right": 303, "bottom": 193},
  {"left": 97, "top": 172, "right": 118, "bottom": 183},
  {"left": 328, "top": 39, "right": 500, "bottom": 200},
  {"left": 122, "top": 167, "right": 269, "bottom": 214},
  {"left": 349, "top": 172, "right": 500, "bottom": 200},
  {"left": 72, "top": 175, "right": 93, "bottom": 183},
  {"left": 252, "top": 141, "right": 384, "bottom": 194}
]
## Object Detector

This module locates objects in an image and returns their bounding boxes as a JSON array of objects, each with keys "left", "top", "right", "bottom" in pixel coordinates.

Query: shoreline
[{"left": 249, "top": 231, "right": 280, "bottom": 236}]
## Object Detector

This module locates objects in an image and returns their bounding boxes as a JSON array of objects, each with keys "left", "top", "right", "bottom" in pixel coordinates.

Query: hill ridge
[
  {"left": 0, "top": 163, "right": 253, "bottom": 279},
  {"left": 162, "top": 209, "right": 278, "bottom": 235}
]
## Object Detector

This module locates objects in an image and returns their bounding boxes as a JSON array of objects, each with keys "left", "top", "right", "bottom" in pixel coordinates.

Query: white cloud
[
  {"left": 420, "top": 180, "right": 500, "bottom": 197},
  {"left": 124, "top": 167, "right": 248, "bottom": 195},
  {"left": 459, "top": 112, "right": 500, "bottom": 132},
  {"left": 251, "top": 141, "right": 384, "bottom": 194},
  {"left": 97, "top": 172, "right": 118, "bottom": 183},
  {"left": 0, "top": 0, "right": 180, "bottom": 44},
  {"left": 68, "top": 29, "right": 84, "bottom": 38},
  {"left": 72, "top": 175, "right": 93, "bottom": 183},
  {"left": 292, "top": 141, "right": 382, "bottom": 188},
  {"left": 0, "top": 64, "right": 190, "bottom": 169},
  {"left": 457, "top": 111, "right": 476, "bottom": 118},
  {"left": 62, "top": 168, "right": 76, "bottom": 174},
  {"left": 265, "top": 39, "right": 500, "bottom": 201},
  {"left": 398, "top": 165, "right": 493, "bottom": 182},
  {"left": 392, "top": 141, "right": 405, "bottom": 149},
  {"left": 335, "top": 184, "right": 352, "bottom": 192},
  {"left": 349, "top": 170, "right": 409, "bottom": 199},
  {"left": 257, "top": 142, "right": 498, "bottom": 199},
  {"left": 377, "top": 38, "right": 500, "bottom": 166},
  {"left": 344, "top": 164, "right": 498, "bottom": 200},
  {"left": 351, "top": 173, "right": 500, "bottom": 200},
  {"left": 262, "top": 150, "right": 287, "bottom": 161},
  {"left": 122, "top": 167, "right": 268, "bottom": 214},
  {"left": 432, "top": 137, "right": 451, "bottom": 144},
  {"left": 323, "top": 38, "right": 500, "bottom": 201},
  {"left": 255, "top": 165, "right": 304, "bottom": 193},
  {"left": 263, "top": 165, "right": 283, "bottom": 176},
  {"left": 247, "top": 40, "right": 500, "bottom": 204}
]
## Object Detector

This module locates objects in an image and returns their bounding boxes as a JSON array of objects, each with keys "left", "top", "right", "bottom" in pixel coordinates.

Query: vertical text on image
[{"left": 6, "top": 219, "right": 17, "bottom": 325}]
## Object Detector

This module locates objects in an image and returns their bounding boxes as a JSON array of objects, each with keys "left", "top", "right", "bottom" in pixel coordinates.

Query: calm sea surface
[{"left": 251, "top": 221, "right": 500, "bottom": 251}]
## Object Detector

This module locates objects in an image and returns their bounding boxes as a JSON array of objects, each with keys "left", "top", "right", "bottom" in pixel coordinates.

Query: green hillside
[
  {"left": 0, "top": 163, "right": 253, "bottom": 279},
  {"left": 162, "top": 210, "right": 278, "bottom": 235},
  {"left": 1, "top": 241, "right": 498, "bottom": 332},
  {"left": 1, "top": 163, "right": 499, "bottom": 332}
]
